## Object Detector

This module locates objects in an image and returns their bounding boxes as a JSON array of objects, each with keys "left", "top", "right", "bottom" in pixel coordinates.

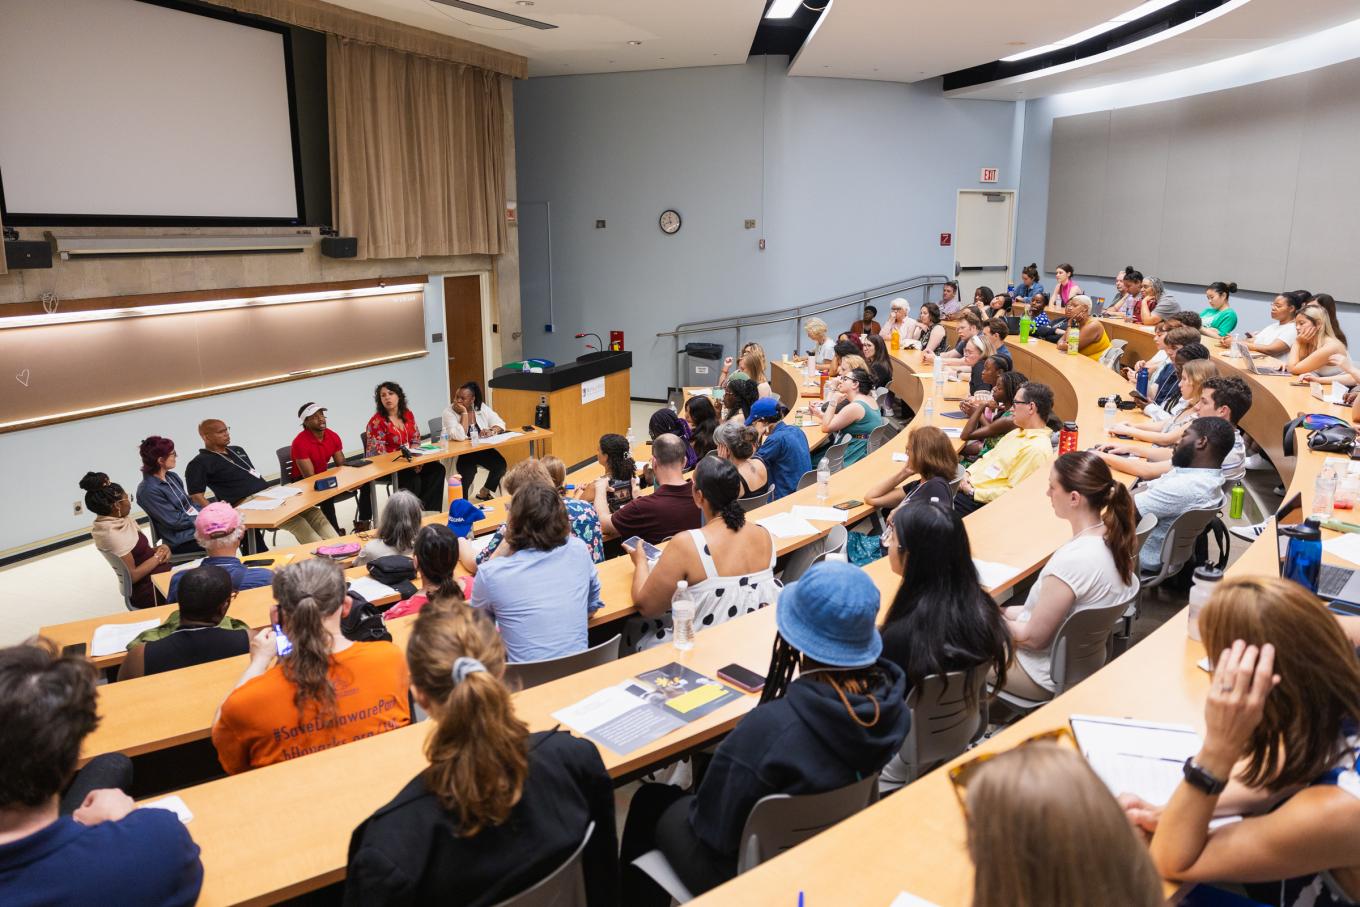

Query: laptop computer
[
  {"left": 1004, "top": 315, "right": 1022, "bottom": 335},
  {"left": 1233, "top": 341, "right": 1292, "bottom": 376},
  {"left": 1273, "top": 492, "right": 1360, "bottom": 612}
]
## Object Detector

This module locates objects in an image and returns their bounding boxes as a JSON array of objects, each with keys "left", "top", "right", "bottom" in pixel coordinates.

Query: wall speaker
[
  {"left": 320, "top": 236, "right": 358, "bottom": 258},
  {"left": 4, "top": 240, "right": 53, "bottom": 270}
]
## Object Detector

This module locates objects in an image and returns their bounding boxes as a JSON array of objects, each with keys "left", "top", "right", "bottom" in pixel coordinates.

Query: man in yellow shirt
[{"left": 954, "top": 382, "right": 1055, "bottom": 514}]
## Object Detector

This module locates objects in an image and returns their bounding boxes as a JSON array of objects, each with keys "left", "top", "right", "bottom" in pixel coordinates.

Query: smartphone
[
  {"left": 273, "top": 623, "right": 293, "bottom": 657},
  {"left": 242, "top": 557, "right": 275, "bottom": 568},
  {"left": 834, "top": 500, "right": 864, "bottom": 510},
  {"left": 622, "top": 536, "right": 662, "bottom": 562},
  {"left": 62, "top": 642, "right": 88, "bottom": 657},
  {"left": 1128, "top": 389, "right": 1149, "bottom": 404},
  {"left": 718, "top": 663, "right": 766, "bottom": 693}
]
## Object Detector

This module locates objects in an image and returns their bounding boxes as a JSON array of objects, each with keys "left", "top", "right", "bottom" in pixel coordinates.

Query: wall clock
[{"left": 659, "top": 209, "right": 682, "bottom": 235}]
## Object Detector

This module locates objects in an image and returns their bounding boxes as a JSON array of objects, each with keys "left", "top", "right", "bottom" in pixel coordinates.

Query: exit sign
[
  {"left": 939, "top": 232, "right": 952, "bottom": 247},
  {"left": 980, "top": 168, "right": 999, "bottom": 183}
]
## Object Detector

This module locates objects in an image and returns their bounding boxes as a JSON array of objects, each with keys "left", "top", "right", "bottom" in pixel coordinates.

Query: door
[
  {"left": 444, "top": 274, "right": 485, "bottom": 401},
  {"left": 955, "top": 190, "right": 1015, "bottom": 307}
]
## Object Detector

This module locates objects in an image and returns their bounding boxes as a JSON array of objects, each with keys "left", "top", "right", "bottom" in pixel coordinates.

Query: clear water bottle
[
  {"left": 1312, "top": 462, "right": 1339, "bottom": 521},
  {"left": 933, "top": 353, "right": 945, "bottom": 395},
  {"left": 1187, "top": 566, "right": 1223, "bottom": 642},
  {"left": 923, "top": 394, "right": 935, "bottom": 423},
  {"left": 469, "top": 422, "right": 481, "bottom": 446},
  {"left": 439, "top": 425, "right": 449, "bottom": 445},
  {"left": 1104, "top": 396, "right": 1117, "bottom": 435},
  {"left": 816, "top": 458, "right": 831, "bottom": 502},
  {"left": 625, "top": 426, "right": 635, "bottom": 447},
  {"left": 669, "top": 398, "right": 678, "bottom": 414},
  {"left": 672, "top": 581, "right": 695, "bottom": 651}
]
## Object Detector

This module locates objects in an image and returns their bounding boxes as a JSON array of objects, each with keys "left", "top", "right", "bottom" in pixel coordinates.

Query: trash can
[{"left": 683, "top": 342, "right": 724, "bottom": 387}]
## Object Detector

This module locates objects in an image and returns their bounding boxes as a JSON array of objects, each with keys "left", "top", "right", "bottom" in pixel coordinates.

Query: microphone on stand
[{"left": 575, "top": 332, "right": 603, "bottom": 350}]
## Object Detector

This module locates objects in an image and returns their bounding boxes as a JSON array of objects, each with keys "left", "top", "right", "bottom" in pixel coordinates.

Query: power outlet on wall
[
  {"left": 545, "top": 323, "right": 555, "bottom": 333},
  {"left": 72, "top": 501, "right": 83, "bottom": 516}
]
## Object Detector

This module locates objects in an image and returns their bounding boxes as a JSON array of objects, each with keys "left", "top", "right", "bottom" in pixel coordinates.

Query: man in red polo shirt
[
  {"left": 591, "top": 433, "right": 701, "bottom": 545},
  {"left": 290, "top": 402, "right": 372, "bottom": 532}
]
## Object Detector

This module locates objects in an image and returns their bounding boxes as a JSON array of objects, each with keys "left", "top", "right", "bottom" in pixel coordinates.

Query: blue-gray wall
[{"left": 514, "top": 56, "right": 1023, "bottom": 398}]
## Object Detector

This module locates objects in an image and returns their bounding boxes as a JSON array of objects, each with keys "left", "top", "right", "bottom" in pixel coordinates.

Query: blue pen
[{"left": 798, "top": 892, "right": 804, "bottom": 907}]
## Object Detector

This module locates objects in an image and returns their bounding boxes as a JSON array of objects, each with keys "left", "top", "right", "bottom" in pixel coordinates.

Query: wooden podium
[{"left": 488, "top": 351, "right": 632, "bottom": 469}]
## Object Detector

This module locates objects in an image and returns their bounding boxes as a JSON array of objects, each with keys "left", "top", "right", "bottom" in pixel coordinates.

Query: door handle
[{"left": 958, "top": 265, "right": 1009, "bottom": 271}]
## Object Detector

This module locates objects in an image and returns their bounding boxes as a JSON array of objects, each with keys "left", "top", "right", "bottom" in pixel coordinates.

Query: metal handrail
[{"left": 657, "top": 274, "right": 950, "bottom": 388}]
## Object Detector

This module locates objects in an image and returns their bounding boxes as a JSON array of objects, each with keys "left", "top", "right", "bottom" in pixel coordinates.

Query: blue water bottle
[
  {"left": 1135, "top": 366, "right": 1149, "bottom": 398},
  {"left": 1281, "top": 519, "right": 1323, "bottom": 593}
]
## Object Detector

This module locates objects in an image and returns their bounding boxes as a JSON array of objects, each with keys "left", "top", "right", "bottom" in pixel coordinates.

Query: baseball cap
[
  {"left": 195, "top": 502, "right": 242, "bottom": 538},
  {"left": 446, "top": 498, "right": 486, "bottom": 539},
  {"left": 298, "top": 402, "right": 326, "bottom": 423},
  {"left": 745, "top": 396, "right": 782, "bottom": 425}
]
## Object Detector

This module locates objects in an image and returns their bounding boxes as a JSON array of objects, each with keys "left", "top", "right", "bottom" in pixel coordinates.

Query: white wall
[
  {"left": 1014, "top": 17, "right": 1360, "bottom": 341},
  {"left": 514, "top": 57, "right": 1023, "bottom": 398},
  {"left": 0, "top": 280, "right": 450, "bottom": 555}
]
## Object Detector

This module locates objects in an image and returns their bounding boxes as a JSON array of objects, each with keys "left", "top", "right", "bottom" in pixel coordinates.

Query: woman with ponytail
[
  {"left": 1199, "top": 280, "right": 1239, "bottom": 337},
  {"left": 384, "top": 524, "right": 467, "bottom": 621},
  {"left": 345, "top": 601, "right": 619, "bottom": 906},
  {"left": 623, "top": 457, "right": 781, "bottom": 651},
  {"left": 1000, "top": 451, "right": 1138, "bottom": 700},
  {"left": 212, "top": 559, "right": 410, "bottom": 773}
]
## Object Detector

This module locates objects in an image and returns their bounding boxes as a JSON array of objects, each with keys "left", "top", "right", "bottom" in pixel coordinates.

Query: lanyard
[{"left": 214, "top": 447, "right": 256, "bottom": 475}]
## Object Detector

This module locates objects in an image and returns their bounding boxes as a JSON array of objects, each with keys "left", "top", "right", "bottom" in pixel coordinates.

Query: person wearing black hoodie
[{"left": 620, "top": 561, "right": 910, "bottom": 904}]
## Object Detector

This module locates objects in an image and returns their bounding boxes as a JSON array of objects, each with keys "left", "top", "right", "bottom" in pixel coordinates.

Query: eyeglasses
[
  {"left": 1013, "top": 397, "right": 1032, "bottom": 408},
  {"left": 948, "top": 726, "right": 1073, "bottom": 813}
]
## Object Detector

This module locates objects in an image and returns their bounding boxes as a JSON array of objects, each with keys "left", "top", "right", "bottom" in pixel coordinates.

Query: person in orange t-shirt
[{"left": 212, "top": 560, "right": 410, "bottom": 774}]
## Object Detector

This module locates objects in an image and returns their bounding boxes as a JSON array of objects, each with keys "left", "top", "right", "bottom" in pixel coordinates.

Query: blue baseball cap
[
  {"left": 446, "top": 498, "right": 485, "bottom": 538},
  {"left": 776, "top": 561, "right": 883, "bottom": 668},
  {"left": 745, "top": 396, "right": 782, "bottom": 425}
]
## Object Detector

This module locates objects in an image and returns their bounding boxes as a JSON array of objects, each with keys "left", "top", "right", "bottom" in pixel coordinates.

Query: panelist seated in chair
[
  {"left": 186, "top": 418, "right": 337, "bottom": 546},
  {"left": 165, "top": 504, "right": 273, "bottom": 603},
  {"left": 619, "top": 562, "right": 909, "bottom": 905},
  {"left": 291, "top": 401, "right": 373, "bottom": 534},
  {"left": 1131, "top": 417, "right": 1233, "bottom": 575},
  {"left": 442, "top": 380, "right": 508, "bottom": 502},
  {"left": 1000, "top": 452, "right": 1139, "bottom": 701},
  {"left": 365, "top": 381, "right": 446, "bottom": 513},
  {"left": 952, "top": 382, "right": 1056, "bottom": 516},
  {"left": 82, "top": 471, "right": 170, "bottom": 609},
  {"left": 135, "top": 435, "right": 203, "bottom": 556}
]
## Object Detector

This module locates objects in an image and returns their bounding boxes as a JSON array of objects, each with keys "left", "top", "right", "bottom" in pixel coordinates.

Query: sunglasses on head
[{"left": 947, "top": 726, "right": 1074, "bottom": 812}]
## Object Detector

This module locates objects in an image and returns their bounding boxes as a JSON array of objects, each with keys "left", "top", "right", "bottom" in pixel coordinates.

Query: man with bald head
[{"left": 185, "top": 419, "right": 337, "bottom": 545}]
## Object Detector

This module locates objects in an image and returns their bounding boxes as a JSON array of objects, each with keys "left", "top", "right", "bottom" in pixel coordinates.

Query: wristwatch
[{"left": 1182, "top": 757, "right": 1228, "bottom": 796}]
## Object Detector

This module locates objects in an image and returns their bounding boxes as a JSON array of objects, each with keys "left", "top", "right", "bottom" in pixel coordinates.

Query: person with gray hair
[
  {"left": 1137, "top": 275, "right": 1180, "bottom": 325},
  {"left": 713, "top": 421, "right": 770, "bottom": 499},
  {"left": 591, "top": 433, "right": 702, "bottom": 544},
  {"left": 166, "top": 502, "right": 273, "bottom": 602},
  {"left": 211, "top": 557, "right": 410, "bottom": 774},
  {"left": 356, "top": 490, "right": 423, "bottom": 566}
]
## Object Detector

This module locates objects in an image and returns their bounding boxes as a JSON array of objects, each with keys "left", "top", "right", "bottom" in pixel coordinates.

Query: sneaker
[
  {"left": 1244, "top": 452, "right": 1271, "bottom": 471},
  {"left": 1229, "top": 521, "right": 1266, "bottom": 542}
]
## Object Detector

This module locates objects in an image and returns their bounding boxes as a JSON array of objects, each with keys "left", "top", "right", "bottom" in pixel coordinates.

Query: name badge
[
  {"left": 185, "top": 505, "right": 199, "bottom": 516},
  {"left": 249, "top": 469, "right": 263, "bottom": 479},
  {"left": 982, "top": 464, "right": 1003, "bottom": 480}
]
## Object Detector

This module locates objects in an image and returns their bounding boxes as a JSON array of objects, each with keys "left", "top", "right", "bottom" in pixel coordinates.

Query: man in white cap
[{"left": 291, "top": 401, "right": 373, "bottom": 533}]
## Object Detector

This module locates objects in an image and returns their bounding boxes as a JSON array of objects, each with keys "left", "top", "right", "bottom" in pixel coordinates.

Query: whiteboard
[{"left": 0, "top": 0, "right": 300, "bottom": 222}]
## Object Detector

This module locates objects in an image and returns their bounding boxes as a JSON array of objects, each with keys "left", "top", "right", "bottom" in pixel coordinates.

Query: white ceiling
[
  {"left": 944, "top": 0, "right": 1360, "bottom": 99},
  {"left": 786, "top": 0, "right": 1135, "bottom": 82},
  {"left": 322, "top": 0, "right": 765, "bottom": 76}
]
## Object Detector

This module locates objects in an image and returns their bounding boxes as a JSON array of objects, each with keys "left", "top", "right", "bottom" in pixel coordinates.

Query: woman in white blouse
[
  {"left": 1217, "top": 292, "right": 1300, "bottom": 363},
  {"left": 442, "top": 381, "right": 508, "bottom": 501}
]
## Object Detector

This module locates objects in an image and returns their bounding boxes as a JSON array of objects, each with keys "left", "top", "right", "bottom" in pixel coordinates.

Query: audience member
[
  {"left": 584, "top": 433, "right": 639, "bottom": 513},
  {"left": 1026, "top": 292, "right": 1053, "bottom": 332},
  {"left": 1057, "top": 296, "right": 1112, "bottom": 361},
  {"left": 186, "top": 419, "right": 336, "bottom": 545},
  {"left": 1309, "top": 291, "right": 1348, "bottom": 345},
  {"left": 850, "top": 304, "right": 881, "bottom": 336},
  {"left": 1289, "top": 304, "right": 1347, "bottom": 378},
  {"left": 624, "top": 457, "right": 780, "bottom": 651},
  {"left": 1014, "top": 263, "right": 1045, "bottom": 303},
  {"left": 953, "top": 382, "right": 1055, "bottom": 515},
  {"left": 860, "top": 332, "right": 892, "bottom": 380},
  {"left": 939, "top": 280, "right": 963, "bottom": 316},
  {"left": 881, "top": 298, "right": 912, "bottom": 342},
  {"left": 542, "top": 455, "right": 607, "bottom": 562},
  {"left": 1152, "top": 331, "right": 1208, "bottom": 411},
  {"left": 1107, "top": 358, "right": 1218, "bottom": 449},
  {"left": 865, "top": 425, "right": 959, "bottom": 516},
  {"left": 165, "top": 503, "right": 272, "bottom": 602},
  {"left": 1001, "top": 452, "right": 1138, "bottom": 699},
  {"left": 966, "top": 285, "right": 994, "bottom": 321},
  {"left": 0, "top": 640, "right": 204, "bottom": 905},
  {"left": 384, "top": 524, "right": 466, "bottom": 621},
  {"left": 712, "top": 421, "right": 770, "bottom": 500},
  {"left": 471, "top": 483, "right": 602, "bottom": 663},
  {"left": 649, "top": 408, "right": 699, "bottom": 470},
  {"left": 684, "top": 395, "right": 720, "bottom": 460},
  {"left": 804, "top": 317, "right": 834, "bottom": 363},
  {"left": 619, "top": 561, "right": 909, "bottom": 904},
  {"left": 982, "top": 316, "right": 1012, "bottom": 365},
  {"left": 136, "top": 435, "right": 203, "bottom": 555},
  {"left": 1053, "top": 263, "right": 1083, "bottom": 306},
  {"left": 818, "top": 368, "right": 883, "bottom": 466},
  {"left": 82, "top": 472, "right": 169, "bottom": 609},
  {"left": 1218, "top": 292, "right": 1300, "bottom": 361},
  {"left": 723, "top": 377, "right": 760, "bottom": 425},
  {"left": 959, "top": 370, "right": 1026, "bottom": 463},
  {"left": 828, "top": 339, "right": 861, "bottom": 378},
  {"left": 912, "top": 302, "right": 949, "bottom": 354},
  {"left": 965, "top": 742, "right": 1163, "bottom": 907},
  {"left": 469, "top": 459, "right": 604, "bottom": 570},
  {"left": 120, "top": 565, "right": 249, "bottom": 680},
  {"left": 442, "top": 381, "right": 507, "bottom": 502},
  {"left": 1136, "top": 275, "right": 1180, "bottom": 325},
  {"left": 1198, "top": 281, "right": 1239, "bottom": 337},
  {"left": 878, "top": 503, "right": 1011, "bottom": 789},
  {"left": 1121, "top": 576, "right": 1360, "bottom": 906},
  {"left": 717, "top": 341, "right": 763, "bottom": 387},
  {"left": 1123, "top": 320, "right": 1172, "bottom": 384},
  {"left": 356, "top": 490, "right": 423, "bottom": 566},
  {"left": 1106, "top": 266, "right": 1143, "bottom": 317},
  {"left": 924, "top": 310, "right": 982, "bottom": 365},
  {"left": 1133, "top": 417, "right": 1232, "bottom": 573},
  {"left": 366, "top": 381, "right": 446, "bottom": 512},
  {"left": 593, "top": 434, "right": 702, "bottom": 543},
  {"left": 212, "top": 559, "right": 411, "bottom": 774},
  {"left": 344, "top": 600, "right": 618, "bottom": 905}
]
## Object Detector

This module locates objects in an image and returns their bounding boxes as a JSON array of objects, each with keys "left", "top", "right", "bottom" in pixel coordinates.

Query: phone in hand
[
  {"left": 717, "top": 663, "right": 766, "bottom": 693},
  {"left": 834, "top": 500, "right": 864, "bottom": 510},
  {"left": 622, "top": 536, "right": 662, "bottom": 562},
  {"left": 273, "top": 623, "right": 293, "bottom": 657},
  {"left": 1128, "top": 388, "right": 1149, "bottom": 404}
]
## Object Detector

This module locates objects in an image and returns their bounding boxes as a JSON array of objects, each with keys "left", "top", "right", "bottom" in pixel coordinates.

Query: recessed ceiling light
[
  {"left": 515, "top": 1, "right": 534, "bottom": 5},
  {"left": 765, "top": 0, "right": 801, "bottom": 19},
  {"left": 628, "top": 40, "right": 642, "bottom": 45}
]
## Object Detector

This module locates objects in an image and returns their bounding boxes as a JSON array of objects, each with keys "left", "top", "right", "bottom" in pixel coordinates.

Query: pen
[
  {"left": 798, "top": 892, "right": 804, "bottom": 907},
  {"left": 1115, "top": 752, "right": 1182, "bottom": 764}
]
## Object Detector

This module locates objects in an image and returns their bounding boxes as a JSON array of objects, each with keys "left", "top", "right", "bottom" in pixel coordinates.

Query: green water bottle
[
  {"left": 1019, "top": 314, "right": 1032, "bottom": 343},
  {"left": 1229, "top": 482, "right": 1245, "bottom": 519}
]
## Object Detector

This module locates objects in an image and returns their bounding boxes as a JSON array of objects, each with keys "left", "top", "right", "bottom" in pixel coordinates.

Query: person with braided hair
[
  {"left": 345, "top": 601, "right": 618, "bottom": 905},
  {"left": 211, "top": 559, "right": 410, "bottom": 774},
  {"left": 620, "top": 561, "right": 909, "bottom": 904},
  {"left": 580, "top": 432, "right": 637, "bottom": 512},
  {"left": 621, "top": 457, "right": 781, "bottom": 651}
]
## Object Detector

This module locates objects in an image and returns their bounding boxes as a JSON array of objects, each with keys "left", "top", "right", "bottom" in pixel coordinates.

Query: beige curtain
[
  {"left": 0, "top": 208, "right": 7, "bottom": 276},
  {"left": 328, "top": 36, "right": 508, "bottom": 261}
]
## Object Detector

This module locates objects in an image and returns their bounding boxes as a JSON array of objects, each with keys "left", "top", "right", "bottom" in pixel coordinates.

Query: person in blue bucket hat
[{"left": 620, "top": 560, "right": 909, "bottom": 904}]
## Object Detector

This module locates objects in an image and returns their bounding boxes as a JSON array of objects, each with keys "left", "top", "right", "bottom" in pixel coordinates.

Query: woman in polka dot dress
[{"left": 623, "top": 457, "right": 782, "bottom": 651}]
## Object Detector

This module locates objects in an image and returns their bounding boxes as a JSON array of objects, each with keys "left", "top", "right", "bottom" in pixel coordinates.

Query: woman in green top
[
  {"left": 1199, "top": 281, "right": 1239, "bottom": 337},
  {"left": 818, "top": 367, "right": 883, "bottom": 466}
]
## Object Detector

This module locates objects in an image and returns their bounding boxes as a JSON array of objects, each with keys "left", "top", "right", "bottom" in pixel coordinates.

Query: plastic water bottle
[
  {"left": 469, "top": 423, "right": 481, "bottom": 447},
  {"left": 1313, "top": 462, "right": 1339, "bottom": 521},
  {"left": 1187, "top": 566, "right": 1223, "bottom": 642},
  {"left": 1067, "top": 324, "right": 1081, "bottom": 355},
  {"left": 923, "top": 395, "right": 935, "bottom": 423},
  {"left": 816, "top": 458, "right": 831, "bottom": 502},
  {"left": 671, "top": 581, "right": 695, "bottom": 651},
  {"left": 447, "top": 473, "right": 463, "bottom": 499},
  {"left": 889, "top": 328, "right": 900, "bottom": 352},
  {"left": 669, "top": 398, "right": 678, "bottom": 414},
  {"left": 932, "top": 353, "right": 945, "bottom": 395},
  {"left": 625, "top": 426, "right": 635, "bottom": 447},
  {"left": 1104, "top": 396, "right": 1117, "bottom": 435},
  {"left": 439, "top": 426, "right": 449, "bottom": 446}
]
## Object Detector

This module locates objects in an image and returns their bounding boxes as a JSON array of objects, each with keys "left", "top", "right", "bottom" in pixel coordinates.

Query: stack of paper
[
  {"left": 1070, "top": 714, "right": 1201, "bottom": 804},
  {"left": 791, "top": 504, "right": 851, "bottom": 524},
  {"left": 1323, "top": 533, "right": 1360, "bottom": 567},
  {"left": 346, "top": 577, "right": 398, "bottom": 602},
  {"left": 91, "top": 619, "right": 163, "bottom": 657},
  {"left": 757, "top": 512, "right": 820, "bottom": 539},
  {"left": 237, "top": 498, "right": 282, "bottom": 511},
  {"left": 255, "top": 485, "right": 302, "bottom": 500},
  {"left": 972, "top": 558, "right": 1022, "bottom": 590}
]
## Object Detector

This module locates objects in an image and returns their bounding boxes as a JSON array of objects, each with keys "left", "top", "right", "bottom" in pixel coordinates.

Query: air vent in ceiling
[{"left": 429, "top": 0, "right": 558, "bottom": 30}]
